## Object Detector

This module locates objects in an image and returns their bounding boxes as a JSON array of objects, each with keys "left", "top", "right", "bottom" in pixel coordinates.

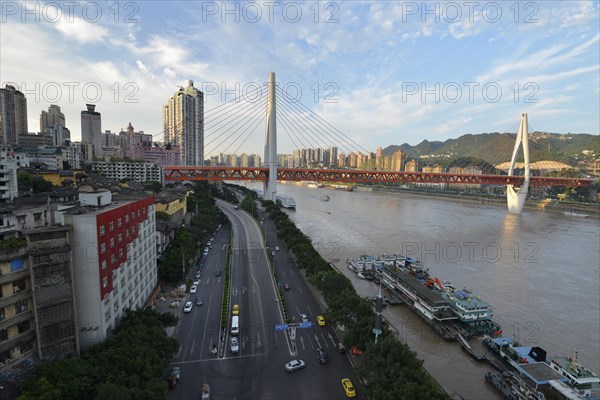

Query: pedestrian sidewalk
[{"left": 154, "top": 284, "right": 187, "bottom": 337}]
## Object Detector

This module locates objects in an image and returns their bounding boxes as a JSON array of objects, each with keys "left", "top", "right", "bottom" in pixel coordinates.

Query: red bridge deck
[{"left": 163, "top": 167, "right": 592, "bottom": 187}]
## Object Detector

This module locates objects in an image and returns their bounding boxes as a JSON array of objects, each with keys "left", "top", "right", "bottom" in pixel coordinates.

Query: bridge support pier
[
  {"left": 263, "top": 72, "right": 277, "bottom": 202},
  {"left": 506, "top": 113, "right": 530, "bottom": 213}
]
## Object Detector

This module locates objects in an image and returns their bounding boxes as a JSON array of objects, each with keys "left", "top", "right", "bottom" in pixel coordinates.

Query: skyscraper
[
  {"left": 162, "top": 80, "right": 204, "bottom": 166},
  {"left": 0, "top": 84, "right": 28, "bottom": 145},
  {"left": 40, "top": 104, "right": 66, "bottom": 132},
  {"left": 81, "top": 104, "right": 102, "bottom": 158}
]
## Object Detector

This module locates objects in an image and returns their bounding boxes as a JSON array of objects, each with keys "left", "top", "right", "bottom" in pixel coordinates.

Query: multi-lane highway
[{"left": 168, "top": 199, "right": 364, "bottom": 399}]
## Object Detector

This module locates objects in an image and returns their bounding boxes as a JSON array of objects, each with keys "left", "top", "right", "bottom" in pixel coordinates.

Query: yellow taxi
[
  {"left": 232, "top": 304, "right": 239, "bottom": 315},
  {"left": 341, "top": 378, "right": 356, "bottom": 397},
  {"left": 316, "top": 315, "right": 326, "bottom": 326}
]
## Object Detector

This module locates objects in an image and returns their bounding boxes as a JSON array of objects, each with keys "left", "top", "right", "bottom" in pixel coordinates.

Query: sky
[{"left": 1, "top": 1, "right": 599, "bottom": 157}]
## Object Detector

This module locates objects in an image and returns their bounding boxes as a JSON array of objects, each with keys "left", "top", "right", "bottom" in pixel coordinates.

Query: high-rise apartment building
[
  {"left": 39, "top": 105, "right": 66, "bottom": 133},
  {"left": 162, "top": 80, "right": 204, "bottom": 166},
  {"left": 391, "top": 149, "right": 406, "bottom": 172},
  {"left": 0, "top": 85, "right": 28, "bottom": 145},
  {"left": 81, "top": 104, "right": 102, "bottom": 159}
]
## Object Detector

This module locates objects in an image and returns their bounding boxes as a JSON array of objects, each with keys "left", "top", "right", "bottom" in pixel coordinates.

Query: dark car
[
  {"left": 283, "top": 283, "right": 290, "bottom": 291},
  {"left": 196, "top": 297, "right": 203, "bottom": 306},
  {"left": 316, "top": 348, "right": 328, "bottom": 364},
  {"left": 215, "top": 269, "right": 222, "bottom": 277}
]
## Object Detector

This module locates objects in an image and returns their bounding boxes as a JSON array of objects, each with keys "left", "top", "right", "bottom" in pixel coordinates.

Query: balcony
[
  {"left": 0, "top": 246, "right": 27, "bottom": 262},
  {"left": 0, "top": 268, "right": 30, "bottom": 285},
  {"left": 0, "top": 289, "right": 32, "bottom": 309},
  {"left": 0, "top": 329, "right": 35, "bottom": 354},
  {"left": 0, "top": 310, "right": 33, "bottom": 330}
]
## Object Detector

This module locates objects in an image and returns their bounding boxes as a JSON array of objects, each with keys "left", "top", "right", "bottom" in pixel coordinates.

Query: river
[{"left": 247, "top": 182, "right": 600, "bottom": 399}]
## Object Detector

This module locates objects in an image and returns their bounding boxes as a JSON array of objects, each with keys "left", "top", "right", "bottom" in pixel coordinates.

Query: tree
[
  {"left": 144, "top": 180, "right": 163, "bottom": 194},
  {"left": 17, "top": 171, "right": 54, "bottom": 193}
]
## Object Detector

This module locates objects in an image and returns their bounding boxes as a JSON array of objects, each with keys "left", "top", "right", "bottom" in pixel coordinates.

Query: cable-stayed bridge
[{"left": 164, "top": 73, "right": 593, "bottom": 213}]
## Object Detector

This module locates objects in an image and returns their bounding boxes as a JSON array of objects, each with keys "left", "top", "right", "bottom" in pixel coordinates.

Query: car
[
  {"left": 230, "top": 337, "right": 239, "bottom": 353},
  {"left": 183, "top": 301, "right": 193, "bottom": 313},
  {"left": 196, "top": 296, "right": 203, "bottom": 306},
  {"left": 316, "top": 315, "right": 326, "bottom": 326},
  {"left": 194, "top": 272, "right": 201, "bottom": 280},
  {"left": 190, "top": 285, "right": 198, "bottom": 294},
  {"left": 207, "top": 240, "right": 212, "bottom": 246},
  {"left": 316, "top": 348, "right": 328, "bottom": 364},
  {"left": 169, "top": 366, "right": 181, "bottom": 380},
  {"left": 193, "top": 279, "right": 200, "bottom": 285},
  {"left": 284, "top": 359, "right": 305, "bottom": 372},
  {"left": 234, "top": 205, "right": 239, "bottom": 209},
  {"left": 283, "top": 283, "right": 290, "bottom": 291},
  {"left": 271, "top": 251, "right": 275, "bottom": 256},
  {"left": 341, "top": 378, "right": 356, "bottom": 397},
  {"left": 299, "top": 314, "right": 309, "bottom": 323},
  {"left": 232, "top": 304, "right": 239, "bottom": 315},
  {"left": 275, "top": 245, "right": 280, "bottom": 251},
  {"left": 215, "top": 269, "right": 222, "bottom": 277}
]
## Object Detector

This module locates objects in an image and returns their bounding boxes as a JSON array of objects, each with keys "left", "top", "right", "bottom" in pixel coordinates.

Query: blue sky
[{"left": 1, "top": 1, "right": 598, "bottom": 157}]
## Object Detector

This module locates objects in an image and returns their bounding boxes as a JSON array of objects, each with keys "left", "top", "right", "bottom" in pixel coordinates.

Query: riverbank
[{"left": 350, "top": 185, "right": 600, "bottom": 217}]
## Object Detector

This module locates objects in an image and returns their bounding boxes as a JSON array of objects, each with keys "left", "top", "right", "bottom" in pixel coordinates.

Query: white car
[
  {"left": 300, "top": 314, "right": 309, "bottom": 323},
  {"left": 193, "top": 279, "right": 200, "bottom": 285},
  {"left": 284, "top": 359, "right": 305, "bottom": 372},
  {"left": 275, "top": 246, "right": 280, "bottom": 251},
  {"left": 183, "top": 301, "right": 193, "bottom": 313},
  {"left": 230, "top": 337, "right": 239, "bottom": 353},
  {"left": 190, "top": 285, "right": 198, "bottom": 294}
]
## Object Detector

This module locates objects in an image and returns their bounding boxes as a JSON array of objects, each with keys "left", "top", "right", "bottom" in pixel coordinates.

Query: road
[{"left": 168, "top": 198, "right": 364, "bottom": 399}]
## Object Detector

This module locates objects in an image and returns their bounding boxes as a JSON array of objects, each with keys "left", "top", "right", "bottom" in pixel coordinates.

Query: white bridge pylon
[
  {"left": 506, "top": 113, "right": 531, "bottom": 213},
  {"left": 263, "top": 72, "right": 277, "bottom": 202}
]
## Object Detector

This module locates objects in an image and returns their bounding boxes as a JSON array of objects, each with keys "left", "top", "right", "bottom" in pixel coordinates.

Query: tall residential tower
[
  {"left": 81, "top": 104, "right": 102, "bottom": 158},
  {"left": 162, "top": 80, "right": 204, "bottom": 166},
  {"left": 0, "top": 84, "right": 28, "bottom": 145}
]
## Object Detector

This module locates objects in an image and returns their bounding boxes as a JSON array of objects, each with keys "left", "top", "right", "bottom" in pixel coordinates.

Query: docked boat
[
  {"left": 319, "top": 195, "right": 330, "bottom": 201},
  {"left": 485, "top": 338, "right": 599, "bottom": 399},
  {"left": 346, "top": 253, "right": 501, "bottom": 340},
  {"left": 307, "top": 183, "right": 324, "bottom": 188}
]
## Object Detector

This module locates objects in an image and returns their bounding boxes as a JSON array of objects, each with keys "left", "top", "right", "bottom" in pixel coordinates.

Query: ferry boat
[
  {"left": 564, "top": 210, "right": 590, "bottom": 218},
  {"left": 276, "top": 195, "right": 296, "bottom": 209}
]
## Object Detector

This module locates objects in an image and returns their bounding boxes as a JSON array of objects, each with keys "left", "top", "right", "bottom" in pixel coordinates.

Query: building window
[
  {"left": 102, "top": 260, "right": 107, "bottom": 270},
  {"left": 109, "top": 221, "right": 114, "bottom": 231},
  {"left": 34, "top": 213, "right": 42, "bottom": 222},
  {"left": 125, "top": 215, "right": 129, "bottom": 223},
  {"left": 103, "top": 276, "right": 108, "bottom": 288},
  {"left": 118, "top": 218, "right": 122, "bottom": 227},
  {"left": 101, "top": 243, "right": 106, "bottom": 254},
  {"left": 137, "top": 210, "right": 140, "bottom": 217},
  {"left": 131, "top": 212, "right": 135, "bottom": 220},
  {"left": 119, "top": 248, "right": 123, "bottom": 258},
  {"left": 118, "top": 233, "right": 123, "bottom": 243},
  {"left": 110, "top": 238, "right": 115, "bottom": 248},
  {"left": 111, "top": 254, "right": 116, "bottom": 264}
]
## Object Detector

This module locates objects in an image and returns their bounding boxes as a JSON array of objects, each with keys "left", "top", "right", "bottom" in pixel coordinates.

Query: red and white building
[{"left": 63, "top": 192, "right": 157, "bottom": 349}]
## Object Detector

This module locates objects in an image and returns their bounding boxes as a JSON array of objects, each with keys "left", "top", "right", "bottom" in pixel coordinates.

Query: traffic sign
[
  {"left": 275, "top": 324, "right": 288, "bottom": 331},
  {"left": 298, "top": 321, "right": 312, "bottom": 329}
]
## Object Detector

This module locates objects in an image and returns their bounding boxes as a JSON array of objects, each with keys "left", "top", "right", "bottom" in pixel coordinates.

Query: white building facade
[{"left": 63, "top": 194, "right": 157, "bottom": 349}]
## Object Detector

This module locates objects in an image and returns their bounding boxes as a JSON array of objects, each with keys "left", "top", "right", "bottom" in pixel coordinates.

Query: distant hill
[{"left": 382, "top": 132, "right": 599, "bottom": 166}]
